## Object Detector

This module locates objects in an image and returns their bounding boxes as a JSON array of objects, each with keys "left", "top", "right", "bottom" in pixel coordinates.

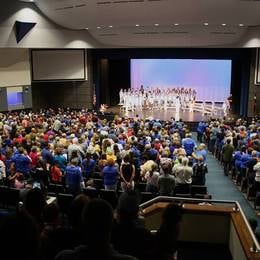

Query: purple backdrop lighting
[
  {"left": 131, "top": 59, "right": 232, "bottom": 102},
  {"left": 7, "top": 92, "right": 23, "bottom": 106}
]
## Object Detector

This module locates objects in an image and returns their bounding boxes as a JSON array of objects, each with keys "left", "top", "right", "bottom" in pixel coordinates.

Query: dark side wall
[
  {"left": 31, "top": 81, "right": 92, "bottom": 110},
  {"left": 248, "top": 49, "right": 260, "bottom": 117}
]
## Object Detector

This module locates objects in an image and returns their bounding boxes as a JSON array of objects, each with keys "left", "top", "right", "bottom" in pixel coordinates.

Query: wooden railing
[{"left": 139, "top": 196, "right": 260, "bottom": 260}]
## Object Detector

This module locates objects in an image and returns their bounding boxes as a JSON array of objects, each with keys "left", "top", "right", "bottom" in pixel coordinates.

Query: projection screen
[{"left": 31, "top": 49, "right": 86, "bottom": 81}]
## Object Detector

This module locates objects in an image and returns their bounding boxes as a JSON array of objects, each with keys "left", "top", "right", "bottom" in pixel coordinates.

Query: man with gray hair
[{"left": 68, "top": 137, "right": 85, "bottom": 161}]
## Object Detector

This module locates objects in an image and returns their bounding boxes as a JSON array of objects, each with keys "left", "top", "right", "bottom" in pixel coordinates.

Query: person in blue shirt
[
  {"left": 81, "top": 152, "right": 96, "bottom": 178},
  {"left": 41, "top": 142, "right": 55, "bottom": 166},
  {"left": 197, "top": 121, "right": 206, "bottom": 142},
  {"left": 102, "top": 158, "right": 119, "bottom": 190},
  {"left": 192, "top": 143, "right": 207, "bottom": 164},
  {"left": 11, "top": 146, "right": 32, "bottom": 177},
  {"left": 65, "top": 158, "right": 85, "bottom": 195},
  {"left": 182, "top": 133, "right": 196, "bottom": 156}
]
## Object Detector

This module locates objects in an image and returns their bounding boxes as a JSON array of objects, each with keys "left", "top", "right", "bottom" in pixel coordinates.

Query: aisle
[{"left": 206, "top": 152, "right": 259, "bottom": 223}]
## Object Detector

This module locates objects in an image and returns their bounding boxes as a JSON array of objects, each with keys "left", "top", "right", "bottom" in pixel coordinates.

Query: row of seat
[{"left": 0, "top": 181, "right": 210, "bottom": 214}]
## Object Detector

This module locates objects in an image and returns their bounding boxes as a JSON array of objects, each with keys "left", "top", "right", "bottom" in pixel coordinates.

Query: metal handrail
[{"left": 139, "top": 196, "right": 260, "bottom": 253}]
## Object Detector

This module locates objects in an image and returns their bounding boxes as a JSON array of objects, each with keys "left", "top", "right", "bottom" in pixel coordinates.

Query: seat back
[
  {"left": 99, "top": 189, "right": 118, "bottom": 208},
  {"left": 140, "top": 192, "right": 154, "bottom": 204},
  {"left": 57, "top": 193, "right": 74, "bottom": 215},
  {"left": 191, "top": 185, "right": 207, "bottom": 196},
  {"left": 92, "top": 179, "right": 104, "bottom": 190},
  {"left": 174, "top": 184, "right": 191, "bottom": 195},
  {"left": 138, "top": 182, "right": 147, "bottom": 192},
  {"left": 83, "top": 188, "right": 99, "bottom": 199}
]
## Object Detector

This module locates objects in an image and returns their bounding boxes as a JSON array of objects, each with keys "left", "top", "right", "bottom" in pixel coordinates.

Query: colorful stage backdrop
[{"left": 131, "top": 59, "right": 231, "bottom": 102}]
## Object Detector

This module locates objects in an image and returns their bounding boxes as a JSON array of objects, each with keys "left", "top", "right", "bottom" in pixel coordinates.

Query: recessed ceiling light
[
  {"left": 97, "top": 26, "right": 101, "bottom": 29},
  {"left": 85, "top": 28, "right": 89, "bottom": 30},
  {"left": 204, "top": 22, "right": 209, "bottom": 26},
  {"left": 239, "top": 23, "right": 244, "bottom": 27},
  {"left": 174, "top": 23, "right": 179, "bottom": 26},
  {"left": 135, "top": 24, "right": 140, "bottom": 27},
  {"left": 154, "top": 23, "right": 159, "bottom": 26},
  {"left": 222, "top": 23, "right": 226, "bottom": 26},
  {"left": 108, "top": 25, "right": 113, "bottom": 28}
]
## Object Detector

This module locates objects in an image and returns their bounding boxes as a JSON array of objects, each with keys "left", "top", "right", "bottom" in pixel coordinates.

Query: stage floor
[{"left": 106, "top": 106, "right": 221, "bottom": 122}]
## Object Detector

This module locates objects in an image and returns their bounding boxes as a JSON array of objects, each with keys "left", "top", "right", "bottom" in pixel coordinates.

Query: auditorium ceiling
[{"left": 34, "top": 0, "right": 260, "bottom": 47}]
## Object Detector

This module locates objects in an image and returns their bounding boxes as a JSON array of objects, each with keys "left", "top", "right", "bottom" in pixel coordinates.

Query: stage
[{"left": 106, "top": 104, "right": 225, "bottom": 122}]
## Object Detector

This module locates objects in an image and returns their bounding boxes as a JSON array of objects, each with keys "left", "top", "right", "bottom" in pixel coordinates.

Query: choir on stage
[
  {"left": 118, "top": 86, "right": 231, "bottom": 118},
  {"left": 119, "top": 86, "right": 197, "bottom": 112}
]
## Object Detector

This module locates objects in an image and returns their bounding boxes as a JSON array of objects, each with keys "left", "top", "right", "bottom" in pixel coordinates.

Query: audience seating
[
  {"left": 191, "top": 185, "right": 207, "bottom": 196},
  {"left": 0, "top": 186, "right": 20, "bottom": 209},
  {"left": 193, "top": 194, "right": 212, "bottom": 199},
  {"left": 175, "top": 193, "right": 192, "bottom": 198},
  {"left": 92, "top": 179, "right": 104, "bottom": 190},
  {"left": 254, "top": 192, "right": 260, "bottom": 209},
  {"left": 83, "top": 188, "right": 99, "bottom": 198},
  {"left": 48, "top": 183, "right": 65, "bottom": 195},
  {"left": 140, "top": 192, "right": 154, "bottom": 204},
  {"left": 57, "top": 193, "right": 74, "bottom": 216},
  {"left": 99, "top": 189, "right": 118, "bottom": 208},
  {"left": 137, "top": 182, "right": 147, "bottom": 192},
  {"left": 174, "top": 184, "right": 191, "bottom": 195}
]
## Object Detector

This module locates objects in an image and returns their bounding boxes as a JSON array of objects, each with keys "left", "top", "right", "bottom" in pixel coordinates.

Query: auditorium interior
[{"left": 0, "top": 0, "right": 260, "bottom": 259}]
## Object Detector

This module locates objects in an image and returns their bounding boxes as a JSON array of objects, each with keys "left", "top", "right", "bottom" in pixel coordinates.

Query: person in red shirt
[
  {"left": 29, "top": 146, "right": 39, "bottom": 169},
  {"left": 50, "top": 161, "right": 63, "bottom": 184}
]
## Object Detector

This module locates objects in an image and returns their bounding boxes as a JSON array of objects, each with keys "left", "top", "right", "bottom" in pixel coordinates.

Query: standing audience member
[
  {"left": 120, "top": 154, "right": 135, "bottom": 192},
  {"left": 144, "top": 162, "right": 159, "bottom": 194},
  {"left": 158, "top": 160, "right": 175, "bottom": 196},
  {"left": 155, "top": 202, "right": 183, "bottom": 260},
  {"left": 112, "top": 191, "right": 154, "bottom": 260},
  {"left": 175, "top": 157, "right": 192, "bottom": 186},
  {"left": 56, "top": 199, "right": 138, "bottom": 260},
  {"left": 0, "top": 209, "right": 40, "bottom": 260},
  {"left": 103, "top": 158, "right": 119, "bottom": 190},
  {"left": 65, "top": 158, "right": 85, "bottom": 195},
  {"left": 222, "top": 138, "right": 235, "bottom": 176}
]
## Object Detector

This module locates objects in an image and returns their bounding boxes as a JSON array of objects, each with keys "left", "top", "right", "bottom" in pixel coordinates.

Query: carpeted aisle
[{"left": 205, "top": 151, "right": 259, "bottom": 223}]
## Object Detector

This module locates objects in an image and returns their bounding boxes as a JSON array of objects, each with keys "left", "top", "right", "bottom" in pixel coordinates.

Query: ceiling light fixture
[
  {"left": 135, "top": 24, "right": 140, "bottom": 27},
  {"left": 85, "top": 28, "right": 89, "bottom": 30},
  {"left": 108, "top": 25, "right": 113, "bottom": 28},
  {"left": 174, "top": 23, "right": 179, "bottom": 26},
  {"left": 239, "top": 23, "right": 244, "bottom": 27},
  {"left": 222, "top": 23, "right": 226, "bottom": 26},
  {"left": 154, "top": 23, "right": 159, "bottom": 26},
  {"left": 204, "top": 22, "right": 209, "bottom": 26},
  {"left": 97, "top": 26, "right": 101, "bottom": 29}
]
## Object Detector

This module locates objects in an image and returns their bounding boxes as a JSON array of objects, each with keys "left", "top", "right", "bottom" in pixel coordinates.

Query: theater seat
[
  {"left": 174, "top": 184, "right": 191, "bottom": 195},
  {"left": 191, "top": 185, "right": 207, "bottom": 196},
  {"left": 83, "top": 188, "right": 99, "bottom": 199},
  {"left": 138, "top": 182, "right": 147, "bottom": 192},
  {"left": 99, "top": 189, "right": 118, "bottom": 209},
  {"left": 92, "top": 179, "right": 104, "bottom": 190},
  {"left": 57, "top": 193, "right": 74, "bottom": 216},
  {"left": 140, "top": 192, "right": 154, "bottom": 204},
  {"left": 0, "top": 186, "right": 20, "bottom": 209}
]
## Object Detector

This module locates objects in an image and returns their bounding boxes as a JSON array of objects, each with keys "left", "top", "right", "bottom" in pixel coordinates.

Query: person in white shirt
[
  {"left": 144, "top": 163, "right": 160, "bottom": 194},
  {"left": 254, "top": 156, "right": 260, "bottom": 183},
  {"left": 0, "top": 159, "right": 6, "bottom": 182}
]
